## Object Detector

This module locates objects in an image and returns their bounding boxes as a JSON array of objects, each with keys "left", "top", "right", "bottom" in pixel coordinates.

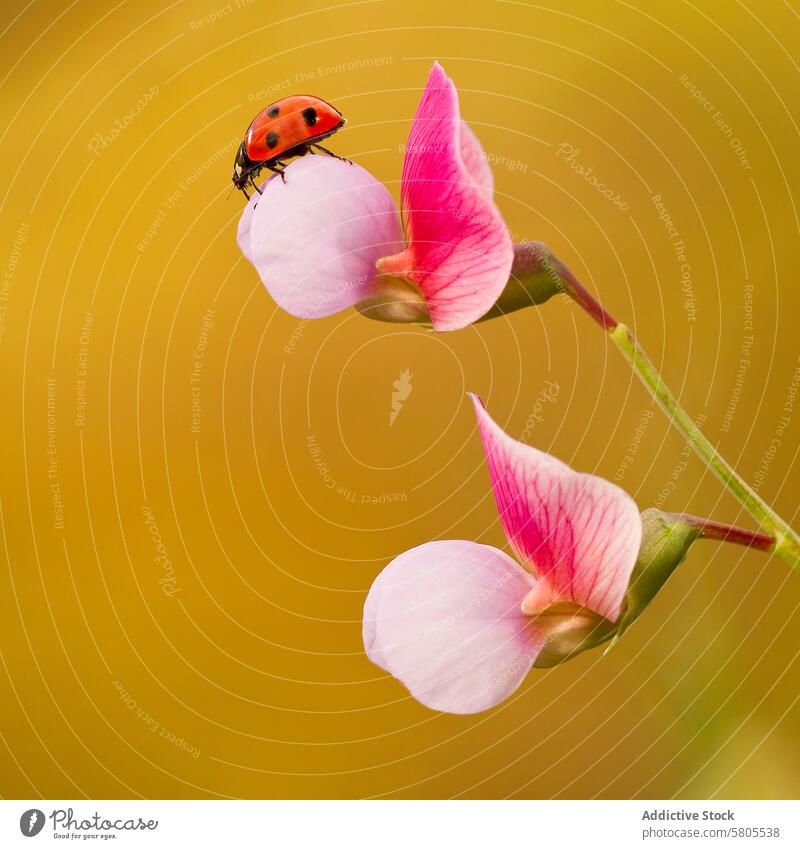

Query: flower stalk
[
  {"left": 548, "top": 249, "right": 800, "bottom": 570},
  {"left": 664, "top": 512, "right": 775, "bottom": 551}
]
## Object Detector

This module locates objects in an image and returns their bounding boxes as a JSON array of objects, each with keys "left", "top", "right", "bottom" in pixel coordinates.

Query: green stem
[{"left": 553, "top": 256, "right": 800, "bottom": 571}]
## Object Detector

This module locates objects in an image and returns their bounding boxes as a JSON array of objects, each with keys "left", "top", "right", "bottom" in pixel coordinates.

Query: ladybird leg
[
  {"left": 313, "top": 144, "right": 352, "bottom": 165},
  {"left": 249, "top": 176, "right": 263, "bottom": 195},
  {"left": 266, "top": 162, "right": 287, "bottom": 184}
]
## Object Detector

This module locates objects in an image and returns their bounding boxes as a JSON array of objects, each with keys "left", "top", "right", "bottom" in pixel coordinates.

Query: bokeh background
[{"left": 1, "top": 0, "right": 799, "bottom": 800}]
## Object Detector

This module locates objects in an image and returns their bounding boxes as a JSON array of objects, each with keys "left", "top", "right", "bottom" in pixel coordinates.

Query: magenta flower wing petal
[
  {"left": 240, "top": 156, "right": 405, "bottom": 319},
  {"left": 377, "top": 62, "right": 514, "bottom": 332},
  {"left": 470, "top": 395, "right": 643, "bottom": 623},
  {"left": 458, "top": 120, "right": 494, "bottom": 198},
  {"left": 363, "top": 540, "right": 543, "bottom": 714}
]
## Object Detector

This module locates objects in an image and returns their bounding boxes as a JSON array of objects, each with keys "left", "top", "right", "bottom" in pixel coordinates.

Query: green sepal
[
  {"left": 609, "top": 508, "right": 700, "bottom": 648},
  {"left": 478, "top": 242, "right": 564, "bottom": 322}
]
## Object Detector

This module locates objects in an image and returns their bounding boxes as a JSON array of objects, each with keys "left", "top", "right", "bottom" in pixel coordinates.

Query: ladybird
[{"left": 232, "top": 94, "right": 348, "bottom": 198}]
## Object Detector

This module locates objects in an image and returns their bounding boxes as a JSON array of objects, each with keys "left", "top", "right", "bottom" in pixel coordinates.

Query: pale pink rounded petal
[
  {"left": 363, "top": 558, "right": 395, "bottom": 671},
  {"left": 236, "top": 171, "right": 286, "bottom": 264},
  {"left": 240, "top": 156, "right": 405, "bottom": 319},
  {"left": 377, "top": 62, "right": 513, "bottom": 332},
  {"left": 363, "top": 539, "right": 543, "bottom": 714},
  {"left": 469, "top": 395, "right": 643, "bottom": 623},
  {"left": 236, "top": 196, "right": 255, "bottom": 264}
]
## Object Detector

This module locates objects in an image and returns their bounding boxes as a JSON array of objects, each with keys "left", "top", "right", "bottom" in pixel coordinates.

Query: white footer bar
[{"left": 1, "top": 799, "right": 796, "bottom": 848}]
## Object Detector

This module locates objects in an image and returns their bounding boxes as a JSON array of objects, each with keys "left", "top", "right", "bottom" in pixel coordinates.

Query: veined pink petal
[
  {"left": 238, "top": 156, "right": 405, "bottom": 319},
  {"left": 458, "top": 120, "right": 494, "bottom": 198},
  {"left": 376, "top": 62, "right": 514, "bottom": 332},
  {"left": 363, "top": 540, "right": 543, "bottom": 714},
  {"left": 469, "top": 395, "right": 642, "bottom": 623}
]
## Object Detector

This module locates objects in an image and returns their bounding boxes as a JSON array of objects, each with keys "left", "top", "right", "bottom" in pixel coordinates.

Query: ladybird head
[{"left": 232, "top": 141, "right": 252, "bottom": 189}]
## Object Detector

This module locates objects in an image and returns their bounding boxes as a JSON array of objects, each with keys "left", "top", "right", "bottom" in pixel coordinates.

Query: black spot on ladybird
[
  {"left": 267, "top": 106, "right": 279, "bottom": 118},
  {"left": 302, "top": 107, "right": 318, "bottom": 127},
  {"left": 266, "top": 131, "right": 279, "bottom": 149}
]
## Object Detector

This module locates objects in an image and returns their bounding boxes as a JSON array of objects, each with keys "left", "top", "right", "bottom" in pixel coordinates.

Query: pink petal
[
  {"left": 376, "top": 62, "right": 514, "bottom": 332},
  {"left": 458, "top": 120, "right": 494, "bottom": 198},
  {"left": 470, "top": 395, "right": 642, "bottom": 623},
  {"left": 363, "top": 540, "right": 543, "bottom": 714},
  {"left": 236, "top": 170, "right": 286, "bottom": 265},
  {"left": 238, "top": 156, "right": 405, "bottom": 319}
]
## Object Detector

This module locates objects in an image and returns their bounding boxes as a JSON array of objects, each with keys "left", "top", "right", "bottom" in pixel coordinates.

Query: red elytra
[{"left": 232, "top": 95, "right": 347, "bottom": 198}]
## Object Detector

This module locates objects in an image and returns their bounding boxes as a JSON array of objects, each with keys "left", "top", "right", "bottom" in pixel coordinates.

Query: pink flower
[
  {"left": 237, "top": 62, "right": 514, "bottom": 332},
  {"left": 363, "top": 395, "right": 643, "bottom": 714}
]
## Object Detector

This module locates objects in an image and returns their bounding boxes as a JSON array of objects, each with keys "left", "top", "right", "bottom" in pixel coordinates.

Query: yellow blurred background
[{"left": 1, "top": 0, "right": 799, "bottom": 799}]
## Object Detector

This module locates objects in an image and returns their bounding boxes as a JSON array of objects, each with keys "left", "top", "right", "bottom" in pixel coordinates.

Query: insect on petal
[{"left": 238, "top": 156, "right": 405, "bottom": 319}]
